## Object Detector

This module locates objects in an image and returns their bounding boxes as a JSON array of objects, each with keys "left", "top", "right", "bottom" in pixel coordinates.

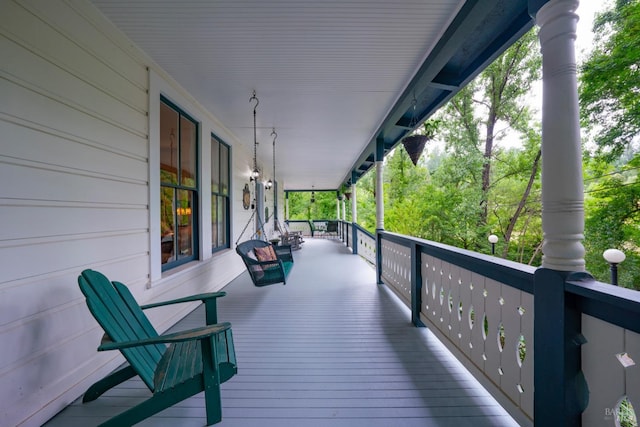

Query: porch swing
[
  {"left": 235, "top": 93, "right": 294, "bottom": 286},
  {"left": 235, "top": 215, "right": 294, "bottom": 286}
]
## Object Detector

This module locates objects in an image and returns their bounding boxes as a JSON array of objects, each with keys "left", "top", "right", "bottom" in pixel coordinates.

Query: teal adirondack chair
[{"left": 78, "top": 269, "right": 237, "bottom": 426}]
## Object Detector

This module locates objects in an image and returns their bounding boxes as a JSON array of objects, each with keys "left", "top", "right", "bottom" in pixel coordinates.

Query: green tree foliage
[
  {"left": 384, "top": 146, "right": 431, "bottom": 237},
  {"left": 488, "top": 135, "right": 543, "bottom": 264},
  {"left": 580, "top": 0, "right": 640, "bottom": 289},
  {"left": 425, "top": 28, "right": 542, "bottom": 254},
  {"left": 287, "top": 190, "right": 338, "bottom": 220},
  {"left": 583, "top": 157, "right": 640, "bottom": 288},
  {"left": 426, "top": 147, "right": 487, "bottom": 250},
  {"left": 369, "top": 29, "right": 543, "bottom": 258},
  {"left": 287, "top": 13, "right": 640, "bottom": 290},
  {"left": 355, "top": 170, "right": 376, "bottom": 232},
  {"left": 580, "top": 0, "right": 640, "bottom": 159}
]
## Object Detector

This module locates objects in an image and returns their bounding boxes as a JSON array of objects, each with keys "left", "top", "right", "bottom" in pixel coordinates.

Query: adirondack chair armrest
[
  {"left": 139, "top": 291, "right": 226, "bottom": 310},
  {"left": 138, "top": 291, "right": 227, "bottom": 325},
  {"left": 98, "top": 322, "right": 232, "bottom": 351}
]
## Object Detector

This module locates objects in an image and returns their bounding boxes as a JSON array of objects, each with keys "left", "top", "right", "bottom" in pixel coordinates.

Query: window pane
[
  {"left": 160, "top": 103, "right": 178, "bottom": 184},
  {"left": 180, "top": 116, "right": 197, "bottom": 188},
  {"left": 212, "top": 195, "right": 228, "bottom": 249},
  {"left": 176, "top": 189, "right": 194, "bottom": 260},
  {"left": 211, "top": 136, "right": 220, "bottom": 193},
  {"left": 160, "top": 186, "right": 175, "bottom": 264},
  {"left": 220, "top": 143, "right": 229, "bottom": 196},
  {"left": 211, "top": 195, "right": 218, "bottom": 248},
  {"left": 219, "top": 196, "right": 228, "bottom": 247}
]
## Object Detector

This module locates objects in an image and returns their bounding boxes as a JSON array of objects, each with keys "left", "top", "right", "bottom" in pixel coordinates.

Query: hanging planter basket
[
  {"left": 343, "top": 191, "right": 352, "bottom": 200},
  {"left": 402, "top": 134, "right": 429, "bottom": 166}
]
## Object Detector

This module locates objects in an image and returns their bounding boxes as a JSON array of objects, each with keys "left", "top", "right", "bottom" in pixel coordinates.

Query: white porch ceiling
[{"left": 90, "top": 0, "right": 465, "bottom": 191}]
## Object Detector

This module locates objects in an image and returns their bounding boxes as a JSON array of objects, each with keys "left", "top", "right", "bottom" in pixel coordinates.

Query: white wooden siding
[{"left": 0, "top": 1, "right": 255, "bottom": 426}]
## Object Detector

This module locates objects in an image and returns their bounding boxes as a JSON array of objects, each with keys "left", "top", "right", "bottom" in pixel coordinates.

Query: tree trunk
[
  {"left": 481, "top": 114, "right": 496, "bottom": 225},
  {"left": 502, "top": 149, "right": 542, "bottom": 257}
]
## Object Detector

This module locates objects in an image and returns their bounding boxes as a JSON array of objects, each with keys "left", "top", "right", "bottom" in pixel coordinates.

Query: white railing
[
  {"left": 378, "top": 232, "right": 535, "bottom": 425},
  {"left": 555, "top": 278, "right": 640, "bottom": 426},
  {"left": 286, "top": 220, "right": 311, "bottom": 236},
  {"left": 421, "top": 253, "right": 534, "bottom": 421},
  {"left": 356, "top": 227, "right": 376, "bottom": 265},
  {"left": 581, "top": 314, "right": 640, "bottom": 426},
  {"left": 380, "top": 239, "right": 411, "bottom": 305},
  {"left": 377, "top": 231, "right": 640, "bottom": 427}
]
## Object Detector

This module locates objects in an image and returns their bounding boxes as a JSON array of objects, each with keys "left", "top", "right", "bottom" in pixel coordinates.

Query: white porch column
[
  {"left": 285, "top": 192, "right": 289, "bottom": 220},
  {"left": 336, "top": 195, "right": 340, "bottom": 219},
  {"left": 536, "top": 0, "right": 585, "bottom": 271},
  {"left": 375, "top": 137, "right": 384, "bottom": 230},
  {"left": 342, "top": 197, "right": 346, "bottom": 221},
  {"left": 351, "top": 182, "right": 357, "bottom": 223},
  {"left": 375, "top": 161, "right": 384, "bottom": 230}
]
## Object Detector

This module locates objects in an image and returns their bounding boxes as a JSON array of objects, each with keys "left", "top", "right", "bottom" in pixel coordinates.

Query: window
[
  {"left": 160, "top": 97, "right": 199, "bottom": 270},
  {"left": 211, "top": 134, "right": 230, "bottom": 252}
]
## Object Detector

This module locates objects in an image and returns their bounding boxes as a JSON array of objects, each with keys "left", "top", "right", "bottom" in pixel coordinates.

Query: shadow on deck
[{"left": 45, "top": 239, "right": 519, "bottom": 427}]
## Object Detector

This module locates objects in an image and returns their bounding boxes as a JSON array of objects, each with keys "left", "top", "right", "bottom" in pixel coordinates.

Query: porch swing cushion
[
  {"left": 254, "top": 245, "right": 277, "bottom": 261},
  {"left": 244, "top": 250, "right": 265, "bottom": 280},
  {"left": 236, "top": 240, "right": 294, "bottom": 286}
]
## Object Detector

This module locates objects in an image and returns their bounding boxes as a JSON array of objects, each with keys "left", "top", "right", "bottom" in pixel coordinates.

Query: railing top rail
[
  {"left": 352, "top": 223, "right": 375, "bottom": 239},
  {"left": 380, "top": 230, "right": 536, "bottom": 294},
  {"left": 566, "top": 273, "right": 640, "bottom": 334}
]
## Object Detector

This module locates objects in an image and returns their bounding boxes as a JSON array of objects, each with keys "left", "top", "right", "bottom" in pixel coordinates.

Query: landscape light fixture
[
  {"left": 603, "top": 248, "right": 626, "bottom": 286},
  {"left": 488, "top": 234, "right": 499, "bottom": 255}
]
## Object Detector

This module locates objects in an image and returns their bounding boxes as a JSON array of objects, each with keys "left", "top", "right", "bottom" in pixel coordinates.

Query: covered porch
[
  {"left": 45, "top": 238, "right": 518, "bottom": 427},
  {"left": 2, "top": 0, "right": 640, "bottom": 426}
]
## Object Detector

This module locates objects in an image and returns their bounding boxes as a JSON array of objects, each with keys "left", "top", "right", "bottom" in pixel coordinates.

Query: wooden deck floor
[{"left": 44, "top": 238, "right": 519, "bottom": 427}]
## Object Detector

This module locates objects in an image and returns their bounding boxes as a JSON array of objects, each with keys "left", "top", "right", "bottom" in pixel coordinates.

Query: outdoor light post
[
  {"left": 603, "top": 249, "right": 626, "bottom": 286},
  {"left": 488, "top": 234, "right": 499, "bottom": 255}
]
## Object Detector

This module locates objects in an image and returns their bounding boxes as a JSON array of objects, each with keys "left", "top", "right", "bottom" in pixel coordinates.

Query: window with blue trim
[
  {"left": 211, "top": 134, "right": 230, "bottom": 252},
  {"left": 160, "top": 97, "right": 199, "bottom": 269}
]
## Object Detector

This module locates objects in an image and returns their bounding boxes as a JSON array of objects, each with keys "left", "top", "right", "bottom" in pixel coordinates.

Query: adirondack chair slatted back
[{"left": 78, "top": 269, "right": 164, "bottom": 390}]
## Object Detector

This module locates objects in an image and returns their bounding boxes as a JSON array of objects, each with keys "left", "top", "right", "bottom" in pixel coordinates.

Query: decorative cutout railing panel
[
  {"left": 582, "top": 314, "right": 640, "bottom": 427},
  {"left": 356, "top": 228, "right": 376, "bottom": 265},
  {"left": 380, "top": 239, "right": 411, "bottom": 305},
  {"left": 286, "top": 220, "right": 310, "bottom": 236},
  {"left": 375, "top": 231, "right": 640, "bottom": 426},
  {"left": 421, "top": 254, "right": 534, "bottom": 420}
]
